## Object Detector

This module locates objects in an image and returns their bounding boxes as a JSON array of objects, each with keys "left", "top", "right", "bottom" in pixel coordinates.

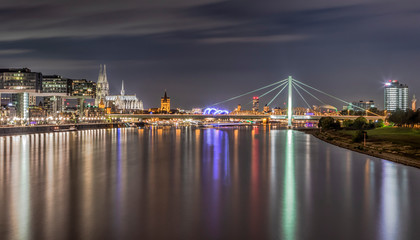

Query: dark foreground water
[{"left": 0, "top": 127, "right": 419, "bottom": 240}]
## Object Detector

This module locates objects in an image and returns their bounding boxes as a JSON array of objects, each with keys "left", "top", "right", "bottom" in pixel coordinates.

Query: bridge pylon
[{"left": 287, "top": 76, "right": 293, "bottom": 128}]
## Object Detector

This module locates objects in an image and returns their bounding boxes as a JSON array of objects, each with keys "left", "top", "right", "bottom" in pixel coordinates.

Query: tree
[
  {"left": 388, "top": 109, "right": 406, "bottom": 126},
  {"left": 319, "top": 117, "right": 340, "bottom": 130},
  {"left": 353, "top": 117, "right": 367, "bottom": 130}
]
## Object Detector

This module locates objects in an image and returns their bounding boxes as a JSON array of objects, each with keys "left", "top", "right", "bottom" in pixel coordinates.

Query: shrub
[
  {"left": 374, "top": 119, "right": 384, "bottom": 128},
  {"left": 343, "top": 120, "right": 354, "bottom": 128},
  {"left": 352, "top": 130, "right": 367, "bottom": 143}
]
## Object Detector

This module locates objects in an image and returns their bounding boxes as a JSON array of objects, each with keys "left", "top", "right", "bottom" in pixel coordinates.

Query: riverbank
[
  {"left": 299, "top": 128, "right": 420, "bottom": 168},
  {"left": 0, "top": 123, "right": 121, "bottom": 136}
]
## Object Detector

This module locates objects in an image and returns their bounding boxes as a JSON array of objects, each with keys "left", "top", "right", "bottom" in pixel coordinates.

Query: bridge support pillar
[{"left": 287, "top": 76, "right": 293, "bottom": 128}]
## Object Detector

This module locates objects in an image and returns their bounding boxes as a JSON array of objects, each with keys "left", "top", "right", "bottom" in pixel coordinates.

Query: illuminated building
[
  {"left": 105, "top": 80, "right": 143, "bottom": 112},
  {"left": 412, "top": 95, "right": 417, "bottom": 110},
  {"left": 98, "top": 99, "right": 105, "bottom": 109},
  {"left": 96, "top": 64, "right": 109, "bottom": 106},
  {"left": 0, "top": 105, "right": 16, "bottom": 119},
  {"left": 0, "top": 93, "right": 29, "bottom": 118},
  {"left": 191, "top": 108, "right": 202, "bottom": 114},
  {"left": 237, "top": 104, "right": 241, "bottom": 111},
  {"left": 384, "top": 80, "right": 408, "bottom": 111},
  {"left": 0, "top": 68, "right": 42, "bottom": 92},
  {"left": 252, "top": 96, "right": 259, "bottom": 112},
  {"left": 28, "top": 106, "right": 46, "bottom": 118},
  {"left": 42, "top": 75, "right": 71, "bottom": 94},
  {"left": 160, "top": 90, "right": 170, "bottom": 113},
  {"left": 263, "top": 104, "right": 270, "bottom": 113},
  {"left": 42, "top": 96, "right": 64, "bottom": 116},
  {"left": 71, "top": 79, "right": 96, "bottom": 98},
  {"left": 29, "top": 95, "right": 36, "bottom": 106},
  {"left": 17, "top": 92, "right": 29, "bottom": 119},
  {"left": 345, "top": 100, "right": 375, "bottom": 111}
]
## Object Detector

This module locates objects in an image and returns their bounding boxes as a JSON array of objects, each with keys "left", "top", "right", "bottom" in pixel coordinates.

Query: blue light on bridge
[{"left": 203, "top": 108, "right": 229, "bottom": 115}]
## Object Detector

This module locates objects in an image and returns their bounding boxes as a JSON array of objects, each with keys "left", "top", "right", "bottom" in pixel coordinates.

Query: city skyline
[
  {"left": 0, "top": 1, "right": 419, "bottom": 109},
  {"left": 2, "top": 2, "right": 420, "bottom": 239},
  {"left": 0, "top": 65, "right": 414, "bottom": 111}
]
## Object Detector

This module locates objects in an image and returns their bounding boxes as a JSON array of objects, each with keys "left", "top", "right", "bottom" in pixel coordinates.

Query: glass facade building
[
  {"left": 384, "top": 80, "right": 408, "bottom": 112},
  {"left": 42, "top": 75, "right": 71, "bottom": 94},
  {"left": 0, "top": 68, "right": 42, "bottom": 92},
  {"left": 71, "top": 79, "right": 96, "bottom": 98}
]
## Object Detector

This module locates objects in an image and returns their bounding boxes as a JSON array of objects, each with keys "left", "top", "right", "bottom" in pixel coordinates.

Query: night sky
[{"left": 0, "top": 0, "right": 419, "bottom": 110}]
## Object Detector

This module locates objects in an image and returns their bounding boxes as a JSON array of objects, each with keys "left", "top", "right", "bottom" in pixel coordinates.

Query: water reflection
[
  {"left": 0, "top": 128, "right": 420, "bottom": 240},
  {"left": 282, "top": 130, "right": 296, "bottom": 240}
]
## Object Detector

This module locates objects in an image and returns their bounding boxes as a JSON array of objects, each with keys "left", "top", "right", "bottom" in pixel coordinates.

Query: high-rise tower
[
  {"left": 96, "top": 64, "right": 109, "bottom": 106},
  {"left": 384, "top": 80, "right": 408, "bottom": 112},
  {"left": 252, "top": 96, "right": 259, "bottom": 112}
]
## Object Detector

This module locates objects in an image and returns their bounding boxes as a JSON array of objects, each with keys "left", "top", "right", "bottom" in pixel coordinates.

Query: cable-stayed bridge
[{"left": 108, "top": 76, "right": 386, "bottom": 124}]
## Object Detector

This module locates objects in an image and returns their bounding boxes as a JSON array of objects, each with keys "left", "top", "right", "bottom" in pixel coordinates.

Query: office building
[
  {"left": 384, "top": 80, "right": 408, "bottom": 111},
  {"left": 412, "top": 95, "right": 417, "bottom": 111},
  {"left": 71, "top": 79, "right": 96, "bottom": 98},
  {"left": 345, "top": 100, "right": 375, "bottom": 111},
  {"left": 42, "top": 96, "right": 64, "bottom": 116},
  {"left": 42, "top": 75, "right": 71, "bottom": 94},
  {"left": 0, "top": 68, "right": 42, "bottom": 92}
]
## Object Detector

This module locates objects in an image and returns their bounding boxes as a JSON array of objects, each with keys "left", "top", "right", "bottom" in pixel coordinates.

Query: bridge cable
[
  {"left": 244, "top": 81, "right": 288, "bottom": 106},
  {"left": 293, "top": 79, "right": 383, "bottom": 116},
  {"left": 292, "top": 82, "right": 312, "bottom": 110},
  {"left": 267, "top": 83, "right": 289, "bottom": 106},
  {"left": 292, "top": 80, "right": 329, "bottom": 106},
  {"left": 209, "top": 78, "right": 288, "bottom": 107},
  {"left": 260, "top": 81, "right": 288, "bottom": 98}
]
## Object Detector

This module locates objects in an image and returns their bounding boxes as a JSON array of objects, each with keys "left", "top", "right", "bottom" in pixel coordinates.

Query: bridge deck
[{"left": 107, "top": 114, "right": 385, "bottom": 121}]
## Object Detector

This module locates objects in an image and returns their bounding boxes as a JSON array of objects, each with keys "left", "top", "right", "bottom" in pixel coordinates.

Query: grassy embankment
[
  {"left": 341, "top": 126, "right": 420, "bottom": 149},
  {"left": 310, "top": 126, "right": 420, "bottom": 165}
]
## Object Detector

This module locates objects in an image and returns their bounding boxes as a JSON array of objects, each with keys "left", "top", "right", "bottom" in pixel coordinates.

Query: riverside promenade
[{"left": 0, "top": 123, "right": 120, "bottom": 136}]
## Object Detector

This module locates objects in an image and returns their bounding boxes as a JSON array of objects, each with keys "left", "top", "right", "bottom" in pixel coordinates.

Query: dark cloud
[{"left": 0, "top": 0, "right": 419, "bottom": 109}]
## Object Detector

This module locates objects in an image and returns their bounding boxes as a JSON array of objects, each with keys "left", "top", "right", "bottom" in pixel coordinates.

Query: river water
[{"left": 0, "top": 126, "right": 419, "bottom": 240}]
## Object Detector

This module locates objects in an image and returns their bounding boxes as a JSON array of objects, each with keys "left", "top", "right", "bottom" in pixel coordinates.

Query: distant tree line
[
  {"left": 318, "top": 116, "right": 382, "bottom": 143},
  {"left": 319, "top": 116, "right": 383, "bottom": 130},
  {"left": 387, "top": 109, "right": 420, "bottom": 127}
]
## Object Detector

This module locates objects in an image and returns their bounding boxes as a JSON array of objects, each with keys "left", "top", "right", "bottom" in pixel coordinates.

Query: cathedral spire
[
  {"left": 98, "top": 64, "right": 103, "bottom": 83},
  {"left": 96, "top": 64, "right": 110, "bottom": 106},
  {"left": 103, "top": 64, "right": 108, "bottom": 84},
  {"left": 121, "top": 80, "right": 125, "bottom": 96}
]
